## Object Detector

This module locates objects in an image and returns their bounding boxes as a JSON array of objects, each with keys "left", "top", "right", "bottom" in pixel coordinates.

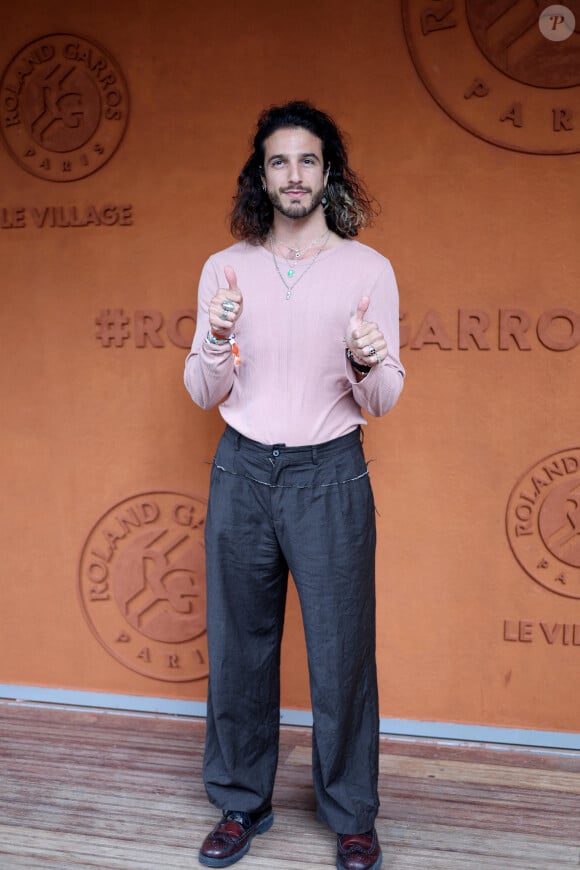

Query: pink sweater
[{"left": 184, "top": 239, "right": 405, "bottom": 446}]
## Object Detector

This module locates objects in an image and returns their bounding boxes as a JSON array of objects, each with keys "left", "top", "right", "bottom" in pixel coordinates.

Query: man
[{"left": 184, "top": 101, "right": 404, "bottom": 870}]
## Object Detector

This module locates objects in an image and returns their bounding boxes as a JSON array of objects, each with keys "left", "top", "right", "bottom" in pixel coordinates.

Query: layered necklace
[
  {"left": 273, "top": 230, "right": 330, "bottom": 268},
  {"left": 268, "top": 229, "right": 331, "bottom": 300}
]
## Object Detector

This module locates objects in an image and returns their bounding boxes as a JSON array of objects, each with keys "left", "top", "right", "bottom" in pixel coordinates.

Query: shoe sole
[{"left": 198, "top": 812, "right": 274, "bottom": 867}]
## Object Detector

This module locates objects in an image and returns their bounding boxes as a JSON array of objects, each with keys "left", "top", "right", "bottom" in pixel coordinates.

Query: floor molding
[{"left": 1, "top": 685, "right": 578, "bottom": 751}]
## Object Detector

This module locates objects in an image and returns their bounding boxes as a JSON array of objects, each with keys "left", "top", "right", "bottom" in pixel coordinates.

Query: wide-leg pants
[{"left": 202, "top": 425, "right": 379, "bottom": 834}]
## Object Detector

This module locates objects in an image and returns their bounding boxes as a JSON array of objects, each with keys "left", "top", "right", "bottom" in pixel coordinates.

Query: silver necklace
[
  {"left": 268, "top": 229, "right": 330, "bottom": 300},
  {"left": 272, "top": 230, "right": 329, "bottom": 264}
]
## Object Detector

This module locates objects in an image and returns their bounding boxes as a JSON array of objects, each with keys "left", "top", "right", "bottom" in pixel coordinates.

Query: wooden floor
[{"left": 0, "top": 703, "right": 579, "bottom": 869}]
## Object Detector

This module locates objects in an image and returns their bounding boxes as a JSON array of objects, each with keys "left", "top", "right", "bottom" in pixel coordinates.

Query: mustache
[{"left": 280, "top": 185, "right": 311, "bottom": 193}]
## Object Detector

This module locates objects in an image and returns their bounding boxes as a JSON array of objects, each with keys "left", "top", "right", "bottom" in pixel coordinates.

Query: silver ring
[
  {"left": 222, "top": 300, "right": 235, "bottom": 312},
  {"left": 368, "top": 345, "right": 376, "bottom": 356},
  {"left": 219, "top": 311, "right": 229, "bottom": 321}
]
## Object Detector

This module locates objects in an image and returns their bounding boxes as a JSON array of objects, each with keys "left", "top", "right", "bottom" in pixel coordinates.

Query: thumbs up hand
[
  {"left": 345, "top": 295, "right": 388, "bottom": 373},
  {"left": 348, "top": 296, "right": 371, "bottom": 336},
  {"left": 209, "top": 266, "right": 244, "bottom": 336}
]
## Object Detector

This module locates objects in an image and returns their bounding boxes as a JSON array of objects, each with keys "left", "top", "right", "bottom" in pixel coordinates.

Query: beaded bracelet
[
  {"left": 206, "top": 330, "right": 229, "bottom": 345},
  {"left": 205, "top": 330, "right": 241, "bottom": 366}
]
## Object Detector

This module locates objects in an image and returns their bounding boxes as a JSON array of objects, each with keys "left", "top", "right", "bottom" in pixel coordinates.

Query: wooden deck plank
[
  {"left": 0, "top": 703, "right": 578, "bottom": 869},
  {"left": 288, "top": 745, "right": 580, "bottom": 793},
  {"left": 384, "top": 821, "right": 580, "bottom": 867}
]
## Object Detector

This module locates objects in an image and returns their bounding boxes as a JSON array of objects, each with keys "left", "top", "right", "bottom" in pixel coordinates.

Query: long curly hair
[{"left": 230, "top": 101, "right": 378, "bottom": 244}]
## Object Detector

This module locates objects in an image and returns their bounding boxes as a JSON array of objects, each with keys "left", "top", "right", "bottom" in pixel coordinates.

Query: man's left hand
[{"left": 346, "top": 296, "right": 388, "bottom": 367}]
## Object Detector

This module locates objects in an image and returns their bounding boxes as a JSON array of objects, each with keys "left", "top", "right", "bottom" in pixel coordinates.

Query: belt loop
[
  {"left": 235, "top": 429, "right": 241, "bottom": 450},
  {"left": 359, "top": 426, "right": 364, "bottom": 445},
  {"left": 312, "top": 445, "right": 319, "bottom": 465}
]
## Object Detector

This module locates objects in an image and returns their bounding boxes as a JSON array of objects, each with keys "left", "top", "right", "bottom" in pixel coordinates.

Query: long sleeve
[
  {"left": 347, "top": 260, "right": 405, "bottom": 417},
  {"left": 184, "top": 257, "right": 236, "bottom": 410}
]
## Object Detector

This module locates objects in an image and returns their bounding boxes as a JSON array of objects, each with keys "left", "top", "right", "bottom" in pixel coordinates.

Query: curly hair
[{"left": 230, "top": 101, "right": 378, "bottom": 244}]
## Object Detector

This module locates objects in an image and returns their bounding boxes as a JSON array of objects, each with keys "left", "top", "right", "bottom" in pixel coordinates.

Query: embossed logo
[
  {"left": 79, "top": 492, "right": 208, "bottom": 681},
  {"left": 506, "top": 448, "right": 580, "bottom": 599},
  {"left": 402, "top": 1, "right": 580, "bottom": 154},
  {"left": 1, "top": 33, "right": 129, "bottom": 181}
]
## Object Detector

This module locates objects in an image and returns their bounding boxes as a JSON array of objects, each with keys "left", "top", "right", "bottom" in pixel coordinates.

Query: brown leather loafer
[
  {"left": 198, "top": 807, "right": 274, "bottom": 867},
  {"left": 336, "top": 828, "right": 382, "bottom": 870}
]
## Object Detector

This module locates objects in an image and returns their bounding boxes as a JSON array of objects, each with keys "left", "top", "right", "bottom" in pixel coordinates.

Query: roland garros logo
[
  {"left": 506, "top": 448, "right": 580, "bottom": 599},
  {"left": 0, "top": 33, "right": 129, "bottom": 181},
  {"left": 402, "top": 2, "right": 580, "bottom": 154},
  {"left": 79, "top": 492, "right": 208, "bottom": 681}
]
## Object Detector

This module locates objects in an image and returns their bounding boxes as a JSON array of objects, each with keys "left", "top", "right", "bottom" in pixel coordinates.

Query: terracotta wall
[{"left": 1, "top": 0, "right": 579, "bottom": 736}]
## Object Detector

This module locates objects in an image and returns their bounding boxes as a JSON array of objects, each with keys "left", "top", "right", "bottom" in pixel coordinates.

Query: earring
[{"left": 321, "top": 194, "right": 328, "bottom": 207}]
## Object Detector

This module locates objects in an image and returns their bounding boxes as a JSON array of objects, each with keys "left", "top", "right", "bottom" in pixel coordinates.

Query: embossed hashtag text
[{"left": 95, "top": 309, "right": 131, "bottom": 347}]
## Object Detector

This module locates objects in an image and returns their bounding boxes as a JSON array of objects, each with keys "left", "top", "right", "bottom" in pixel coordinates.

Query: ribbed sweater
[{"left": 184, "top": 238, "right": 405, "bottom": 446}]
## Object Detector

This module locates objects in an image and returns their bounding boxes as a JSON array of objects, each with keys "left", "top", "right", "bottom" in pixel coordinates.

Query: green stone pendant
[{"left": 287, "top": 268, "right": 295, "bottom": 277}]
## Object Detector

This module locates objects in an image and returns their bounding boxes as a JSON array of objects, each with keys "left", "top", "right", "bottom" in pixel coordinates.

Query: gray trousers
[{"left": 202, "top": 425, "right": 379, "bottom": 834}]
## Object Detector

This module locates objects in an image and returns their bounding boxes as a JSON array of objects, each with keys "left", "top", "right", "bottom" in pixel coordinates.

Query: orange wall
[{"left": 1, "top": 0, "right": 579, "bottom": 734}]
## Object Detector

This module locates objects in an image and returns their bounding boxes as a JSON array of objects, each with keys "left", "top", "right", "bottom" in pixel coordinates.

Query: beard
[{"left": 267, "top": 185, "right": 326, "bottom": 220}]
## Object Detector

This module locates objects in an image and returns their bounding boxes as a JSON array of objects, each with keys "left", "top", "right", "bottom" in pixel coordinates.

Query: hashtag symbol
[{"left": 95, "top": 309, "right": 130, "bottom": 347}]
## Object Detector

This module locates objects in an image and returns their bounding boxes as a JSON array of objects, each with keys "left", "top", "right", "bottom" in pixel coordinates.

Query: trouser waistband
[{"left": 223, "top": 425, "right": 362, "bottom": 462}]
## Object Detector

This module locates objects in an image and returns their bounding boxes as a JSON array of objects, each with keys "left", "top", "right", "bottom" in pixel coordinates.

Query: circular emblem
[
  {"left": 79, "top": 492, "right": 208, "bottom": 681},
  {"left": 539, "top": 5, "right": 577, "bottom": 45},
  {"left": 506, "top": 448, "right": 580, "bottom": 599},
  {"left": 402, "top": 1, "right": 580, "bottom": 154},
  {"left": 0, "top": 33, "right": 129, "bottom": 181}
]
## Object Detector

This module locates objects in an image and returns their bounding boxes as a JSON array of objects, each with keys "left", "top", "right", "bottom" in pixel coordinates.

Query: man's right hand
[{"left": 209, "top": 266, "right": 243, "bottom": 335}]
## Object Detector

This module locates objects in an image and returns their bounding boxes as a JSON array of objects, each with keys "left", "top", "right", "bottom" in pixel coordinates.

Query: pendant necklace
[
  {"left": 272, "top": 230, "right": 330, "bottom": 276},
  {"left": 269, "top": 229, "right": 330, "bottom": 300}
]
